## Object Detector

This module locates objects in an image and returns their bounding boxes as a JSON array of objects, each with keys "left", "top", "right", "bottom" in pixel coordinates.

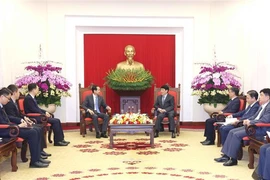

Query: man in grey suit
[
  {"left": 214, "top": 88, "right": 270, "bottom": 166},
  {"left": 153, "top": 84, "right": 175, "bottom": 138},
  {"left": 81, "top": 85, "right": 111, "bottom": 138},
  {"left": 256, "top": 141, "right": 270, "bottom": 180}
]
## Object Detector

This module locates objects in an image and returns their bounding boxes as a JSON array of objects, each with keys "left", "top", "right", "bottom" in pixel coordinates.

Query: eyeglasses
[{"left": 3, "top": 95, "right": 11, "bottom": 101}]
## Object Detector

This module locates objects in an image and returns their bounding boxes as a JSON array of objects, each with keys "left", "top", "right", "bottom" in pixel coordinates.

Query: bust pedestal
[{"left": 114, "top": 90, "right": 145, "bottom": 114}]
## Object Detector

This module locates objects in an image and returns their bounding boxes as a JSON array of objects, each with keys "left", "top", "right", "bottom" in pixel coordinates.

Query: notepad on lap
[
  {"left": 267, "top": 131, "right": 270, "bottom": 138},
  {"left": 224, "top": 118, "right": 237, "bottom": 125}
]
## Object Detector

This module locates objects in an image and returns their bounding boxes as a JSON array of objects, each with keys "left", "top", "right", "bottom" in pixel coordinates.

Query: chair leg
[
  {"left": 20, "top": 140, "right": 28, "bottom": 162},
  {"left": 217, "top": 128, "right": 221, "bottom": 147},
  {"left": 248, "top": 146, "right": 255, "bottom": 169},
  {"left": 48, "top": 129, "right": 53, "bottom": 143},
  {"left": 82, "top": 122, "right": 86, "bottom": 137},
  {"left": 43, "top": 128, "right": 47, "bottom": 148},
  {"left": 237, "top": 146, "right": 243, "bottom": 160},
  {"left": 89, "top": 124, "right": 93, "bottom": 132},
  {"left": 176, "top": 121, "right": 180, "bottom": 136}
]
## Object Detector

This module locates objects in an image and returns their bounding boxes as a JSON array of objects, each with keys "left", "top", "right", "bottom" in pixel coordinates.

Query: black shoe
[
  {"left": 39, "top": 158, "right": 51, "bottom": 164},
  {"left": 101, "top": 132, "right": 108, "bottom": 138},
  {"left": 29, "top": 161, "right": 49, "bottom": 168},
  {"left": 214, "top": 155, "right": 230, "bottom": 162},
  {"left": 40, "top": 155, "right": 48, "bottom": 159},
  {"left": 54, "top": 141, "right": 68, "bottom": 146},
  {"left": 171, "top": 132, "right": 176, "bottom": 138},
  {"left": 200, "top": 139, "right": 208, "bottom": 144},
  {"left": 41, "top": 151, "right": 51, "bottom": 157},
  {"left": 61, "top": 140, "right": 70, "bottom": 144},
  {"left": 96, "top": 132, "right": 101, "bottom": 139},
  {"left": 223, "top": 159, "right": 238, "bottom": 166},
  {"left": 202, "top": 140, "right": 215, "bottom": 145}
]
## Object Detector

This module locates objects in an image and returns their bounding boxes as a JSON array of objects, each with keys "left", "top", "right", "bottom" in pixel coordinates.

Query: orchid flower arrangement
[
  {"left": 15, "top": 61, "right": 72, "bottom": 107},
  {"left": 110, "top": 113, "right": 153, "bottom": 125},
  {"left": 191, "top": 62, "right": 241, "bottom": 107}
]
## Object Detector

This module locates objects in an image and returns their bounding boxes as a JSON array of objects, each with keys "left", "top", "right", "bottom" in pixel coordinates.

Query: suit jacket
[
  {"left": 4, "top": 100, "right": 23, "bottom": 118},
  {"left": 232, "top": 101, "right": 260, "bottom": 120},
  {"left": 81, "top": 94, "right": 108, "bottom": 113},
  {"left": 222, "top": 97, "right": 240, "bottom": 113},
  {"left": 153, "top": 93, "right": 175, "bottom": 113},
  {"left": 24, "top": 94, "right": 46, "bottom": 114},
  {"left": 0, "top": 106, "right": 22, "bottom": 137},
  {"left": 250, "top": 102, "right": 270, "bottom": 124}
]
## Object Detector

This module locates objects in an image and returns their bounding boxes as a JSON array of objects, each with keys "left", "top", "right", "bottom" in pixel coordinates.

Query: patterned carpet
[{"left": 0, "top": 129, "right": 255, "bottom": 180}]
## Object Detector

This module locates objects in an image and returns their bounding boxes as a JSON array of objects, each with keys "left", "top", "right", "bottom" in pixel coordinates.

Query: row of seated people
[
  {"left": 201, "top": 87, "right": 270, "bottom": 179},
  {"left": 80, "top": 84, "right": 179, "bottom": 139},
  {"left": 0, "top": 83, "right": 69, "bottom": 168}
]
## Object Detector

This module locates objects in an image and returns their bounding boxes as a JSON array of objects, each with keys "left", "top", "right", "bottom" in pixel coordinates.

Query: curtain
[{"left": 84, "top": 34, "right": 175, "bottom": 115}]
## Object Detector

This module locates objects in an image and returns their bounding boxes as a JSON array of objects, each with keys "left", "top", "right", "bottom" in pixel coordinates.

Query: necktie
[
  {"left": 162, "top": 96, "right": 165, "bottom": 105},
  {"left": 33, "top": 98, "right": 38, "bottom": 105},
  {"left": 254, "top": 106, "right": 263, "bottom": 120},
  {"left": 14, "top": 101, "right": 19, "bottom": 111},
  {"left": 1, "top": 107, "right": 10, "bottom": 123},
  {"left": 95, "top": 96, "right": 100, "bottom": 113},
  {"left": 243, "top": 105, "right": 251, "bottom": 115}
]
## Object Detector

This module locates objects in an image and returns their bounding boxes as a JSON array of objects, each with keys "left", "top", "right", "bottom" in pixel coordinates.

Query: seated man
[
  {"left": 214, "top": 88, "right": 270, "bottom": 166},
  {"left": 23, "top": 83, "right": 69, "bottom": 146},
  {"left": 201, "top": 87, "right": 240, "bottom": 145},
  {"left": 81, "top": 85, "right": 111, "bottom": 138},
  {"left": 255, "top": 142, "right": 270, "bottom": 180},
  {"left": 4, "top": 84, "right": 51, "bottom": 157},
  {"left": 153, "top": 84, "right": 175, "bottom": 138},
  {"left": 0, "top": 87, "right": 50, "bottom": 168},
  {"left": 219, "top": 90, "right": 260, "bottom": 145}
]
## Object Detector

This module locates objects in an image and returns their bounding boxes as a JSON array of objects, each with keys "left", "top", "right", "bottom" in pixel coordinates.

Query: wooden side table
[{"left": 0, "top": 138, "right": 18, "bottom": 172}]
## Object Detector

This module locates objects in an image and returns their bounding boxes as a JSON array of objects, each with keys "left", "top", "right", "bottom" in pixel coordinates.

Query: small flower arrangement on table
[{"left": 110, "top": 113, "right": 153, "bottom": 124}]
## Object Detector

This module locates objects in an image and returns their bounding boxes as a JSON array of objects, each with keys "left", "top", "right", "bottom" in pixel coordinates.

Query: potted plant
[
  {"left": 191, "top": 62, "right": 241, "bottom": 114},
  {"left": 105, "top": 68, "right": 154, "bottom": 96},
  {"left": 15, "top": 61, "right": 72, "bottom": 113}
]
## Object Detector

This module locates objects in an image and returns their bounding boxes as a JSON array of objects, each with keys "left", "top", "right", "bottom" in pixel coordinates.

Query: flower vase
[
  {"left": 203, "top": 103, "right": 226, "bottom": 116},
  {"left": 38, "top": 104, "right": 57, "bottom": 114}
]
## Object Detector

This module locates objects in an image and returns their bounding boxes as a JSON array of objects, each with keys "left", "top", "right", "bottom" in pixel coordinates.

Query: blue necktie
[
  {"left": 162, "top": 96, "right": 165, "bottom": 105},
  {"left": 95, "top": 96, "right": 100, "bottom": 113},
  {"left": 243, "top": 105, "right": 251, "bottom": 115}
]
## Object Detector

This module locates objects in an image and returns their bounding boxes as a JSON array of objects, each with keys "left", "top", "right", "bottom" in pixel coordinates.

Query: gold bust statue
[{"left": 116, "top": 45, "right": 145, "bottom": 70}]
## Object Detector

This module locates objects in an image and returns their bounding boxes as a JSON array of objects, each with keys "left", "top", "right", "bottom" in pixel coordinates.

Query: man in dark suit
[
  {"left": 81, "top": 85, "right": 111, "bottom": 139},
  {"left": 4, "top": 84, "right": 51, "bottom": 157},
  {"left": 219, "top": 90, "right": 260, "bottom": 145},
  {"left": 23, "top": 83, "right": 69, "bottom": 146},
  {"left": 0, "top": 87, "right": 49, "bottom": 168},
  {"left": 256, "top": 143, "right": 270, "bottom": 180},
  {"left": 214, "top": 88, "right": 270, "bottom": 166},
  {"left": 153, "top": 84, "right": 175, "bottom": 138},
  {"left": 201, "top": 87, "right": 240, "bottom": 145}
]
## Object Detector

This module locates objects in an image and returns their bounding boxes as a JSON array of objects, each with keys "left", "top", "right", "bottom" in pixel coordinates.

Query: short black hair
[
  {"left": 260, "top": 88, "right": 270, "bottom": 97},
  {"left": 247, "top": 90, "right": 258, "bottom": 100},
  {"left": 161, "top": 84, "right": 169, "bottom": 91},
  {"left": 230, "top": 87, "right": 239, "bottom": 96},
  {"left": 7, "top": 84, "right": 18, "bottom": 93},
  {"left": 28, "top": 83, "right": 38, "bottom": 92},
  {"left": 0, "top": 87, "right": 12, "bottom": 96},
  {"left": 91, "top": 85, "right": 98, "bottom": 93}
]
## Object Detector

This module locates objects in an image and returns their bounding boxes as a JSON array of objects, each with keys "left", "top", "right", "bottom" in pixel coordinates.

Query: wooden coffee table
[{"left": 109, "top": 124, "right": 155, "bottom": 149}]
